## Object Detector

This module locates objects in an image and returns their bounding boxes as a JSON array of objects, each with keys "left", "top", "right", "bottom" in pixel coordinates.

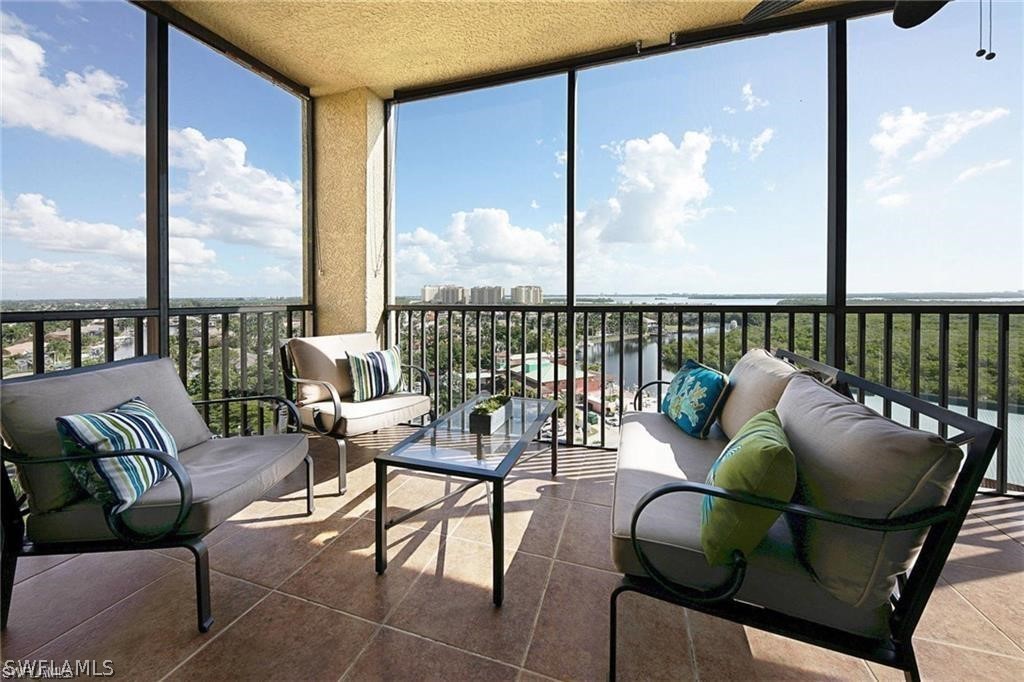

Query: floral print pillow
[{"left": 660, "top": 360, "right": 730, "bottom": 439}]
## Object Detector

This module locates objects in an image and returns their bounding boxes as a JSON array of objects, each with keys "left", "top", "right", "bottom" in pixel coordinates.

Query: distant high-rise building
[
  {"left": 470, "top": 286, "right": 504, "bottom": 304},
  {"left": 421, "top": 284, "right": 467, "bottom": 304},
  {"left": 511, "top": 285, "right": 543, "bottom": 305},
  {"left": 421, "top": 285, "right": 440, "bottom": 303}
]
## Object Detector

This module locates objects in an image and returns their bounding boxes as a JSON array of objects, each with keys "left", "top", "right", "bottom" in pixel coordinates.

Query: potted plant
[{"left": 469, "top": 394, "right": 512, "bottom": 435}]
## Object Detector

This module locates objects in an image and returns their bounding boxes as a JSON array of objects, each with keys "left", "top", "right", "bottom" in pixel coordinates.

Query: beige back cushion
[
  {"left": 1, "top": 356, "right": 212, "bottom": 514},
  {"left": 776, "top": 374, "right": 964, "bottom": 608},
  {"left": 287, "top": 333, "right": 379, "bottom": 403},
  {"left": 718, "top": 349, "right": 799, "bottom": 438}
]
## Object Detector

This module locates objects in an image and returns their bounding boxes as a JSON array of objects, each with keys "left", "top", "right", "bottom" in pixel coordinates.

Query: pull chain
[
  {"left": 985, "top": 0, "right": 996, "bottom": 60},
  {"left": 976, "top": 0, "right": 986, "bottom": 57}
]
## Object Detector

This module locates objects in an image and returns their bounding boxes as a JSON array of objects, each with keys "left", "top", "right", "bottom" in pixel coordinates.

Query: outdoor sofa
[
  {"left": 610, "top": 348, "right": 1000, "bottom": 681},
  {"left": 1, "top": 355, "right": 313, "bottom": 633}
]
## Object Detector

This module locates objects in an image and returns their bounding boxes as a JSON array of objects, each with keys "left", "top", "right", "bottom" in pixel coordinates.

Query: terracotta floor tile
[
  {"left": 914, "top": 577, "right": 1022, "bottom": 656},
  {"left": 368, "top": 471, "right": 477, "bottom": 535},
  {"left": 741, "top": 627, "right": 875, "bottom": 680},
  {"left": 867, "top": 639, "right": 1024, "bottom": 681},
  {"left": 12, "top": 553, "right": 76, "bottom": 584},
  {"left": 387, "top": 535, "right": 551, "bottom": 665},
  {"left": 942, "top": 562, "right": 1024, "bottom": 652},
  {"left": 169, "top": 592, "right": 376, "bottom": 682},
  {"left": 687, "top": 609, "right": 761, "bottom": 680},
  {"left": 1, "top": 551, "right": 180, "bottom": 660},
  {"left": 947, "top": 517, "right": 1024, "bottom": 573},
  {"left": 342, "top": 626, "right": 519, "bottom": 681},
  {"left": 280, "top": 518, "right": 441, "bottom": 622},
  {"left": 969, "top": 496, "right": 1024, "bottom": 544},
  {"left": 555, "top": 500, "right": 616, "bottom": 571},
  {"left": 210, "top": 501, "right": 359, "bottom": 587},
  {"left": 28, "top": 567, "right": 267, "bottom": 679},
  {"left": 453, "top": 486, "right": 570, "bottom": 558},
  {"left": 526, "top": 562, "right": 692, "bottom": 681}
]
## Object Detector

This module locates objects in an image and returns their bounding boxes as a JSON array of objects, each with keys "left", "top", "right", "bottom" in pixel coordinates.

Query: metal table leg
[
  {"left": 491, "top": 480, "right": 504, "bottom": 606},
  {"left": 375, "top": 460, "right": 388, "bottom": 574},
  {"left": 551, "top": 415, "right": 558, "bottom": 477}
]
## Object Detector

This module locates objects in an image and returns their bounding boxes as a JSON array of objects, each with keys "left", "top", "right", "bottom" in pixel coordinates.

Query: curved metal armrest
[
  {"left": 633, "top": 380, "right": 672, "bottom": 411},
  {"left": 193, "top": 394, "right": 301, "bottom": 433},
  {"left": 644, "top": 481, "right": 955, "bottom": 532},
  {"left": 629, "top": 481, "right": 954, "bottom": 606},
  {"left": 281, "top": 376, "right": 343, "bottom": 435},
  {"left": 403, "top": 364, "right": 433, "bottom": 398},
  {"left": 4, "top": 448, "right": 194, "bottom": 546}
]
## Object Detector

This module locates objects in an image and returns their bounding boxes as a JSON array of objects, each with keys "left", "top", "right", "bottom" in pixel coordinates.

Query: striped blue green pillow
[
  {"left": 56, "top": 397, "right": 178, "bottom": 514},
  {"left": 347, "top": 346, "right": 403, "bottom": 402}
]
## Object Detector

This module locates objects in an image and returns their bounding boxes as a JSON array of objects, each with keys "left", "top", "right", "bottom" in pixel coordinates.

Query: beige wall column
[{"left": 313, "top": 87, "right": 385, "bottom": 337}]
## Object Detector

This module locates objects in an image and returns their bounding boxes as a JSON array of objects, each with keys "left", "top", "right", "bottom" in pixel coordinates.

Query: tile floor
[{"left": 3, "top": 429, "right": 1022, "bottom": 681}]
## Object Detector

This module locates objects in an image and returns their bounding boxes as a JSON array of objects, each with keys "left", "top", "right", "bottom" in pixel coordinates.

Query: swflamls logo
[{"left": 1, "top": 660, "right": 114, "bottom": 679}]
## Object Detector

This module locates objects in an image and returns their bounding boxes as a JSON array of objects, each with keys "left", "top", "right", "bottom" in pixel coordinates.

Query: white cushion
[
  {"left": 287, "top": 333, "right": 380, "bottom": 403},
  {"left": 718, "top": 349, "right": 799, "bottom": 439}
]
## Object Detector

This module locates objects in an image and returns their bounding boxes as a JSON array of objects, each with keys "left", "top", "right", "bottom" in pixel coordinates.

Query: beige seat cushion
[
  {"left": 718, "top": 349, "right": 799, "bottom": 439},
  {"left": 299, "top": 392, "right": 431, "bottom": 437},
  {"left": 1, "top": 356, "right": 213, "bottom": 514},
  {"left": 287, "top": 333, "right": 380, "bottom": 404},
  {"left": 776, "top": 374, "right": 964, "bottom": 608},
  {"left": 611, "top": 411, "right": 891, "bottom": 638},
  {"left": 26, "top": 433, "right": 308, "bottom": 543}
]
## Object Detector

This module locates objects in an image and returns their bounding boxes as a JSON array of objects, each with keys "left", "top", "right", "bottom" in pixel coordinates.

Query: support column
[
  {"left": 313, "top": 87, "right": 386, "bottom": 337},
  {"left": 826, "top": 20, "right": 847, "bottom": 369}
]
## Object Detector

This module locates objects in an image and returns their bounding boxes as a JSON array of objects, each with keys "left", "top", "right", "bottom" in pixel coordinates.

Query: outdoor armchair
[
  {"left": 280, "top": 332, "right": 433, "bottom": 495},
  {"left": 0, "top": 355, "right": 314, "bottom": 634}
]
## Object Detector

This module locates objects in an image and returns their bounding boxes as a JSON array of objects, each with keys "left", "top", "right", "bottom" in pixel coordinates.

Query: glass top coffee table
[{"left": 374, "top": 394, "right": 558, "bottom": 606}]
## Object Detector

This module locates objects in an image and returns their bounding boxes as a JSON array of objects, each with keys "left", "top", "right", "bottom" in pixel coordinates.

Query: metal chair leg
[
  {"left": 304, "top": 454, "right": 315, "bottom": 515},
  {"left": 185, "top": 538, "right": 213, "bottom": 633},
  {"left": 903, "top": 645, "right": 921, "bottom": 682},
  {"left": 0, "top": 541, "right": 17, "bottom": 629},
  {"left": 336, "top": 438, "right": 347, "bottom": 495},
  {"left": 608, "top": 582, "right": 629, "bottom": 681}
]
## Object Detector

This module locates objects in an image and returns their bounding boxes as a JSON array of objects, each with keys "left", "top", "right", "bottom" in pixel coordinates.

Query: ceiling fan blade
[
  {"left": 742, "top": 0, "right": 804, "bottom": 25},
  {"left": 892, "top": 0, "right": 951, "bottom": 28}
]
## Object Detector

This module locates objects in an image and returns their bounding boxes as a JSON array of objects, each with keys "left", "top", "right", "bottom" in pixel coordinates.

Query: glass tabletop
[{"left": 377, "top": 394, "right": 558, "bottom": 479}]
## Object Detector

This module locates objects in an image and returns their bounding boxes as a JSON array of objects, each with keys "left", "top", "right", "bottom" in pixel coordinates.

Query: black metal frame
[
  {"left": 608, "top": 350, "right": 1001, "bottom": 681},
  {"left": 0, "top": 357, "right": 312, "bottom": 634},
  {"left": 278, "top": 338, "right": 435, "bottom": 496}
]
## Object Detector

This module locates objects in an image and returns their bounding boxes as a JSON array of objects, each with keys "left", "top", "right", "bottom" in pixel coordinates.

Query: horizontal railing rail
[
  {"left": 1, "top": 304, "right": 314, "bottom": 438},
  {"left": 387, "top": 302, "right": 1023, "bottom": 494}
]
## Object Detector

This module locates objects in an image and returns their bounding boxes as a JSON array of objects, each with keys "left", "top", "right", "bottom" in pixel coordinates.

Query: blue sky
[
  {"left": 1, "top": 0, "right": 302, "bottom": 303},
  {"left": 395, "top": 2, "right": 1022, "bottom": 297},
  {"left": 2, "top": 2, "right": 1020, "bottom": 303}
]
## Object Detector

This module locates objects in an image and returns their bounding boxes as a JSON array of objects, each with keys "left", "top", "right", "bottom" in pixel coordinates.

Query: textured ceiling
[{"left": 169, "top": 0, "right": 848, "bottom": 98}]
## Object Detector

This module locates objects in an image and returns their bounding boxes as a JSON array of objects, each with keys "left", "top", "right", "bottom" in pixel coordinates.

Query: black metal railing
[
  {"left": 387, "top": 303, "right": 1023, "bottom": 493},
  {"left": 1, "top": 304, "right": 314, "bottom": 437}
]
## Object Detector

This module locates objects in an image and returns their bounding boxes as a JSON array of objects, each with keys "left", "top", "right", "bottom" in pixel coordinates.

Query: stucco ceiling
[{"left": 168, "top": 0, "right": 850, "bottom": 98}]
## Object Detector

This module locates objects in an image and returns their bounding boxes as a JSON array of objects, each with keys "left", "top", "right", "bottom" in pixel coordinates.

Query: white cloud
[
  {"left": 912, "top": 108, "right": 1010, "bottom": 162},
  {"left": 722, "top": 106, "right": 737, "bottom": 115},
  {"left": 1, "top": 257, "right": 140, "bottom": 299},
  {"left": 869, "top": 106, "right": 1009, "bottom": 163},
  {"left": 956, "top": 158, "right": 1011, "bottom": 183},
  {"left": 741, "top": 83, "right": 768, "bottom": 111},
  {"left": 1, "top": 13, "right": 303, "bottom": 298},
  {"left": 530, "top": 199, "right": 540, "bottom": 209},
  {"left": 2, "top": 193, "right": 216, "bottom": 266},
  {"left": 577, "top": 131, "right": 712, "bottom": 245},
  {"left": 554, "top": 150, "right": 567, "bottom": 165},
  {"left": 864, "top": 174, "right": 904, "bottom": 192},
  {"left": 0, "top": 15, "right": 145, "bottom": 156},
  {"left": 715, "top": 135, "right": 741, "bottom": 153},
  {"left": 748, "top": 128, "right": 774, "bottom": 160},
  {"left": 877, "top": 192, "right": 910, "bottom": 208},
  {"left": 870, "top": 106, "right": 928, "bottom": 159},
  {"left": 395, "top": 210, "right": 563, "bottom": 294}
]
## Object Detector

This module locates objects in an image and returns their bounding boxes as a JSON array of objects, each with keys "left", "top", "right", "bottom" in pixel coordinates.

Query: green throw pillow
[{"left": 700, "top": 409, "right": 796, "bottom": 566}]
